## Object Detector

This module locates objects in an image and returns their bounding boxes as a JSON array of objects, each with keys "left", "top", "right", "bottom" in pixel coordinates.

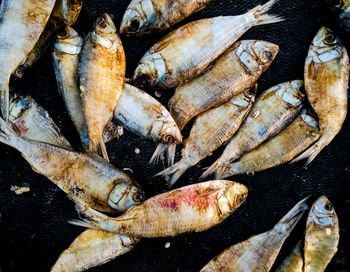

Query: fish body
[
  {"left": 0, "top": 0, "right": 56, "bottom": 120},
  {"left": 275, "top": 239, "right": 304, "bottom": 272},
  {"left": 222, "top": 109, "right": 321, "bottom": 177},
  {"left": 71, "top": 180, "right": 248, "bottom": 238},
  {"left": 169, "top": 40, "right": 279, "bottom": 130},
  {"left": 292, "top": 27, "right": 349, "bottom": 165},
  {"left": 133, "top": 0, "right": 283, "bottom": 89},
  {"left": 14, "top": 0, "right": 83, "bottom": 78},
  {"left": 0, "top": 118, "right": 144, "bottom": 213},
  {"left": 304, "top": 196, "right": 339, "bottom": 272},
  {"left": 80, "top": 14, "right": 126, "bottom": 161},
  {"left": 51, "top": 229, "right": 138, "bottom": 272},
  {"left": 201, "top": 197, "right": 309, "bottom": 272},
  {"left": 327, "top": 0, "right": 350, "bottom": 32},
  {"left": 120, "top": 0, "right": 212, "bottom": 35},
  {"left": 202, "top": 80, "right": 304, "bottom": 179},
  {"left": 157, "top": 89, "right": 256, "bottom": 186}
]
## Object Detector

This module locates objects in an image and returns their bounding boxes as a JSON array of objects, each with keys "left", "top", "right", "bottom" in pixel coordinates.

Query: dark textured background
[{"left": 0, "top": 0, "right": 349, "bottom": 271}]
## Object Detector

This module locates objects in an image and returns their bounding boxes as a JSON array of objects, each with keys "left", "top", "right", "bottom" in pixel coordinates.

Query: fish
[
  {"left": 202, "top": 80, "right": 304, "bottom": 179},
  {"left": 51, "top": 229, "right": 138, "bottom": 272},
  {"left": 70, "top": 180, "right": 248, "bottom": 238},
  {"left": 275, "top": 239, "right": 304, "bottom": 272},
  {"left": 157, "top": 89, "right": 256, "bottom": 186},
  {"left": 52, "top": 26, "right": 88, "bottom": 148},
  {"left": 9, "top": 95, "right": 71, "bottom": 149},
  {"left": 304, "top": 196, "right": 339, "bottom": 272},
  {"left": 0, "top": 0, "right": 56, "bottom": 121},
  {"left": 221, "top": 109, "right": 321, "bottom": 178},
  {"left": 120, "top": 0, "right": 213, "bottom": 35},
  {"left": 132, "top": 0, "right": 283, "bottom": 89},
  {"left": 114, "top": 83, "right": 182, "bottom": 165},
  {"left": 291, "top": 27, "right": 349, "bottom": 165},
  {"left": 169, "top": 40, "right": 279, "bottom": 131},
  {"left": 79, "top": 13, "right": 126, "bottom": 161},
  {"left": 200, "top": 197, "right": 310, "bottom": 272},
  {"left": 327, "top": 0, "right": 350, "bottom": 32},
  {"left": 0, "top": 117, "right": 145, "bottom": 213},
  {"left": 14, "top": 0, "right": 83, "bottom": 79}
]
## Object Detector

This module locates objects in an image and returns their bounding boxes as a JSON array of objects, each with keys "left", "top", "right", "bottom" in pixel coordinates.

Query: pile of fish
[{"left": 0, "top": 0, "right": 348, "bottom": 271}]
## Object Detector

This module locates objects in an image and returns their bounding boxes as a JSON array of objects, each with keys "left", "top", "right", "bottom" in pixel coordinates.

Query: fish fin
[
  {"left": 89, "top": 137, "right": 110, "bottom": 162},
  {"left": 150, "top": 143, "right": 176, "bottom": 166},
  {"left": 0, "top": 117, "right": 19, "bottom": 146},
  {"left": 0, "top": 84, "right": 9, "bottom": 121},
  {"left": 249, "top": 0, "right": 284, "bottom": 27},
  {"left": 165, "top": 143, "right": 176, "bottom": 166},
  {"left": 200, "top": 160, "right": 227, "bottom": 180},
  {"left": 154, "top": 159, "right": 190, "bottom": 187},
  {"left": 277, "top": 196, "right": 310, "bottom": 230}
]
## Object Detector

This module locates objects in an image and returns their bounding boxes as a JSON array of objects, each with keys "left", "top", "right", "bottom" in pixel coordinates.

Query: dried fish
[
  {"left": 79, "top": 13, "right": 126, "bottom": 161},
  {"left": 327, "top": 0, "right": 350, "bottom": 32},
  {"left": 0, "top": 0, "right": 56, "bottom": 120},
  {"left": 221, "top": 109, "right": 321, "bottom": 177},
  {"left": 0, "top": 117, "right": 144, "bottom": 213},
  {"left": 133, "top": 0, "right": 283, "bottom": 89},
  {"left": 157, "top": 89, "right": 256, "bottom": 186},
  {"left": 70, "top": 180, "right": 248, "bottom": 238},
  {"left": 275, "top": 239, "right": 304, "bottom": 272},
  {"left": 120, "top": 0, "right": 213, "bottom": 35},
  {"left": 9, "top": 95, "right": 71, "bottom": 148},
  {"left": 169, "top": 40, "right": 279, "bottom": 131},
  {"left": 201, "top": 197, "right": 309, "bottom": 272},
  {"left": 292, "top": 27, "right": 349, "bottom": 165},
  {"left": 304, "top": 196, "right": 339, "bottom": 272},
  {"left": 202, "top": 80, "right": 304, "bottom": 179},
  {"left": 51, "top": 229, "right": 138, "bottom": 272}
]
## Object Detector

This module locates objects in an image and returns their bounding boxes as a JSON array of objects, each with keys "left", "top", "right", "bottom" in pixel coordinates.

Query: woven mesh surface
[{"left": 0, "top": 0, "right": 350, "bottom": 271}]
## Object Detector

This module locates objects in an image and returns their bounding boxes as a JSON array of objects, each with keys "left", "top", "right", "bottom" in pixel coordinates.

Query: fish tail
[
  {"left": 150, "top": 143, "right": 176, "bottom": 166},
  {"left": 154, "top": 159, "right": 191, "bottom": 187},
  {"left": 200, "top": 159, "right": 227, "bottom": 180},
  {"left": 250, "top": 0, "right": 284, "bottom": 26},
  {"left": 0, "top": 83, "right": 9, "bottom": 121},
  {"left": 89, "top": 137, "right": 110, "bottom": 162},
  {"left": 290, "top": 134, "right": 333, "bottom": 166}
]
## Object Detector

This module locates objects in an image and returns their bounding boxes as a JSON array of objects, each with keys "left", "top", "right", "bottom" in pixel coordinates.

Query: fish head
[
  {"left": 9, "top": 96, "right": 31, "bottom": 122},
  {"left": 237, "top": 40, "right": 279, "bottom": 73},
  {"left": 151, "top": 112, "right": 182, "bottom": 144},
  {"left": 275, "top": 80, "right": 304, "bottom": 107},
  {"left": 108, "top": 182, "right": 145, "bottom": 212},
  {"left": 52, "top": 0, "right": 83, "bottom": 25},
  {"left": 120, "top": 0, "right": 157, "bottom": 35},
  {"left": 133, "top": 52, "right": 167, "bottom": 88},
  {"left": 95, "top": 13, "right": 117, "bottom": 34},
  {"left": 308, "top": 196, "right": 338, "bottom": 227},
  {"left": 309, "top": 27, "right": 344, "bottom": 64},
  {"left": 217, "top": 181, "right": 248, "bottom": 216},
  {"left": 55, "top": 26, "right": 83, "bottom": 55}
]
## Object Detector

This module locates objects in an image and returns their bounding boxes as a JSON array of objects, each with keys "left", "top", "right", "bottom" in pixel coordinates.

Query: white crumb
[
  {"left": 155, "top": 91, "right": 161, "bottom": 98},
  {"left": 10, "top": 185, "right": 30, "bottom": 195},
  {"left": 135, "top": 148, "right": 140, "bottom": 154},
  {"left": 165, "top": 242, "right": 171, "bottom": 248}
]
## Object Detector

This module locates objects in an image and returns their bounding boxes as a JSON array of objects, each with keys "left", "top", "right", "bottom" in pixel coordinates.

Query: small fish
[
  {"left": 304, "top": 196, "right": 339, "bottom": 272},
  {"left": 292, "top": 27, "right": 349, "bottom": 165},
  {"left": 53, "top": 26, "right": 88, "bottom": 148},
  {"left": 275, "top": 239, "right": 304, "bottom": 272},
  {"left": 157, "top": 89, "right": 256, "bottom": 186},
  {"left": 120, "top": 0, "right": 213, "bottom": 35},
  {"left": 221, "top": 109, "right": 321, "bottom": 177},
  {"left": 132, "top": 0, "right": 283, "bottom": 89},
  {"left": 0, "top": 117, "right": 144, "bottom": 213},
  {"left": 70, "top": 180, "right": 248, "bottom": 238},
  {"left": 9, "top": 95, "right": 71, "bottom": 149},
  {"left": 169, "top": 40, "right": 279, "bottom": 131},
  {"left": 51, "top": 229, "right": 138, "bottom": 272},
  {"left": 0, "top": 0, "right": 56, "bottom": 120},
  {"left": 79, "top": 14, "right": 126, "bottom": 161},
  {"left": 202, "top": 80, "right": 304, "bottom": 179},
  {"left": 201, "top": 197, "right": 309, "bottom": 272},
  {"left": 327, "top": 0, "right": 350, "bottom": 32},
  {"left": 14, "top": 0, "right": 83, "bottom": 79}
]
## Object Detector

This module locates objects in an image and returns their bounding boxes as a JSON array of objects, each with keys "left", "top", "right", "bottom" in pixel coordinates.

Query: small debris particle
[
  {"left": 10, "top": 185, "right": 30, "bottom": 195},
  {"left": 155, "top": 91, "right": 161, "bottom": 98},
  {"left": 135, "top": 148, "right": 140, "bottom": 154},
  {"left": 117, "top": 126, "right": 124, "bottom": 136},
  {"left": 165, "top": 242, "right": 171, "bottom": 248}
]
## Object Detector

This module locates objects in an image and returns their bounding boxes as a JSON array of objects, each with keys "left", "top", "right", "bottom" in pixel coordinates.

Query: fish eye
[
  {"left": 324, "top": 202, "right": 333, "bottom": 211},
  {"left": 129, "top": 19, "right": 140, "bottom": 32},
  {"left": 133, "top": 192, "right": 144, "bottom": 202},
  {"left": 324, "top": 32, "right": 336, "bottom": 44},
  {"left": 97, "top": 17, "right": 107, "bottom": 28},
  {"left": 263, "top": 50, "right": 273, "bottom": 60},
  {"left": 57, "top": 28, "right": 68, "bottom": 37},
  {"left": 137, "top": 75, "right": 151, "bottom": 87}
]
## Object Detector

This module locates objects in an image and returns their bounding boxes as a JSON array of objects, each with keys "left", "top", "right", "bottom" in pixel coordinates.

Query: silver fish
[
  {"left": 0, "top": 0, "right": 56, "bottom": 120},
  {"left": 275, "top": 239, "right": 304, "bottom": 272},
  {"left": 201, "top": 197, "right": 309, "bottom": 272},
  {"left": 133, "top": 0, "right": 283, "bottom": 89},
  {"left": 120, "top": 0, "right": 213, "bottom": 35}
]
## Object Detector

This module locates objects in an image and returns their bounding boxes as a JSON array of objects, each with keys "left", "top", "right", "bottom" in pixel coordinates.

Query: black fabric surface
[{"left": 0, "top": 0, "right": 349, "bottom": 271}]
